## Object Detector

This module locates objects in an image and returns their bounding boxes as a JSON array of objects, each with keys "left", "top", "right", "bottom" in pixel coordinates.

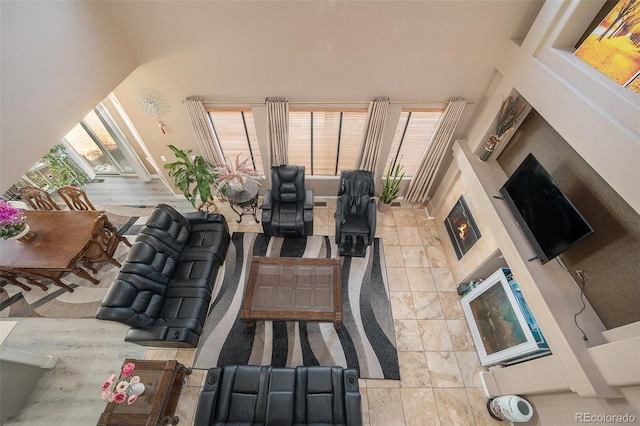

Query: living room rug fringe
[{"left": 193, "top": 232, "right": 400, "bottom": 380}]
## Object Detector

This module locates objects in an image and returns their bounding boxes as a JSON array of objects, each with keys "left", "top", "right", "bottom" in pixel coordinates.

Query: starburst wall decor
[{"left": 136, "top": 88, "right": 169, "bottom": 134}]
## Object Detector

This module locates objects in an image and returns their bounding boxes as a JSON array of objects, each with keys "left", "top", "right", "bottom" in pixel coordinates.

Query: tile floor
[{"left": 139, "top": 197, "right": 501, "bottom": 426}]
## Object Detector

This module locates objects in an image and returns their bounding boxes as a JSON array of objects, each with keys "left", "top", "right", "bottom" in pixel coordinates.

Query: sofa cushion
[
  {"left": 266, "top": 368, "right": 296, "bottom": 425},
  {"left": 158, "top": 286, "right": 212, "bottom": 323},
  {"left": 213, "top": 366, "right": 273, "bottom": 424},
  {"left": 120, "top": 237, "right": 177, "bottom": 284},
  {"left": 186, "top": 219, "right": 231, "bottom": 266},
  {"left": 95, "top": 277, "right": 163, "bottom": 328}
]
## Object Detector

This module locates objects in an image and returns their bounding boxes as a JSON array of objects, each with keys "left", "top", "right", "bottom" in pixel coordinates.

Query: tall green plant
[
  {"left": 377, "top": 160, "right": 404, "bottom": 204},
  {"left": 164, "top": 145, "right": 217, "bottom": 208}
]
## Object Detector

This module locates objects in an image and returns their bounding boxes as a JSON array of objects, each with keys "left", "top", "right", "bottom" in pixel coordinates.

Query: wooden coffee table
[
  {"left": 97, "top": 359, "right": 191, "bottom": 426},
  {"left": 241, "top": 256, "right": 343, "bottom": 329}
]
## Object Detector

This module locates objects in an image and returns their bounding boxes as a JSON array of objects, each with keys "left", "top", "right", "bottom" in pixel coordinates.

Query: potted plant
[
  {"left": 376, "top": 160, "right": 404, "bottom": 212},
  {"left": 212, "top": 154, "right": 261, "bottom": 194},
  {"left": 0, "top": 200, "right": 28, "bottom": 240},
  {"left": 164, "top": 144, "right": 219, "bottom": 212}
]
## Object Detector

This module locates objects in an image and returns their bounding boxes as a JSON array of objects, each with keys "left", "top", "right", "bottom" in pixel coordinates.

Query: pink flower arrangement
[
  {"left": 0, "top": 200, "right": 26, "bottom": 240},
  {"left": 101, "top": 362, "right": 143, "bottom": 405},
  {"left": 212, "top": 154, "right": 261, "bottom": 194}
]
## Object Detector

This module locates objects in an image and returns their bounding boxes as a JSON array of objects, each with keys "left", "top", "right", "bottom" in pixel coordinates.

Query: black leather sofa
[
  {"left": 195, "top": 365, "right": 363, "bottom": 426},
  {"left": 95, "top": 203, "right": 230, "bottom": 348}
]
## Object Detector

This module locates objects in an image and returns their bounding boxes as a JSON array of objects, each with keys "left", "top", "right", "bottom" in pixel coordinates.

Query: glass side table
[{"left": 226, "top": 180, "right": 260, "bottom": 224}]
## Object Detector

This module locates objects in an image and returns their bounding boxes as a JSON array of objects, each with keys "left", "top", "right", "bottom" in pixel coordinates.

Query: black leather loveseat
[
  {"left": 95, "top": 203, "right": 230, "bottom": 348},
  {"left": 195, "top": 365, "right": 363, "bottom": 426}
]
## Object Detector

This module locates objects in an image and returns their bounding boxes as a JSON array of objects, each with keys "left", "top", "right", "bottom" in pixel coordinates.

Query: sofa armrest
[
  {"left": 344, "top": 368, "right": 363, "bottom": 426},
  {"left": 261, "top": 190, "right": 273, "bottom": 227},
  {"left": 184, "top": 211, "right": 229, "bottom": 228},
  {"left": 194, "top": 368, "right": 223, "bottom": 426},
  {"left": 261, "top": 190, "right": 273, "bottom": 210},
  {"left": 367, "top": 199, "right": 377, "bottom": 245},
  {"left": 303, "top": 189, "right": 314, "bottom": 210}
]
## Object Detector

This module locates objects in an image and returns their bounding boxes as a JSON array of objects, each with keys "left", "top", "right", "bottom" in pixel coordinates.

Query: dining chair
[
  {"left": 19, "top": 186, "right": 61, "bottom": 210},
  {"left": 57, "top": 185, "right": 96, "bottom": 210},
  {"left": 0, "top": 268, "right": 56, "bottom": 292},
  {"left": 79, "top": 213, "right": 131, "bottom": 274},
  {"left": 0, "top": 269, "right": 33, "bottom": 292}
]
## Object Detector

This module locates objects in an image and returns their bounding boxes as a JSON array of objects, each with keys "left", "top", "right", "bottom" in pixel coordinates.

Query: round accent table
[{"left": 226, "top": 180, "right": 260, "bottom": 224}]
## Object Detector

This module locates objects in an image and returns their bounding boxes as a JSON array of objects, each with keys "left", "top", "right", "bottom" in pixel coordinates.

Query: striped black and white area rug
[{"left": 193, "top": 232, "right": 400, "bottom": 380}]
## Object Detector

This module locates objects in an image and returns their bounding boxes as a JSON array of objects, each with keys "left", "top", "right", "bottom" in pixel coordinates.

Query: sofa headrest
[{"left": 141, "top": 204, "right": 192, "bottom": 252}]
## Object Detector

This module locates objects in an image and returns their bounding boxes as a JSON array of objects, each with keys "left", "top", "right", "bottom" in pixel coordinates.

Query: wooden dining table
[{"left": 0, "top": 210, "right": 104, "bottom": 292}]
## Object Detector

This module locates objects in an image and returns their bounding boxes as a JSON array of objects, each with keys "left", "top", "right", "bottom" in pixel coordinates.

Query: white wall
[
  {"left": 462, "top": 0, "right": 640, "bottom": 214},
  {"left": 428, "top": 0, "right": 640, "bottom": 419},
  {"left": 103, "top": 1, "right": 543, "bottom": 196},
  {"left": 0, "top": 1, "right": 138, "bottom": 192}
]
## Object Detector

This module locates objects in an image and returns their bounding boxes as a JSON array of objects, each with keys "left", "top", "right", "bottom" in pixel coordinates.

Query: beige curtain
[
  {"left": 405, "top": 98, "right": 467, "bottom": 203},
  {"left": 354, "top": 97, "right": 390, "bottom": 172},
  {"left": 266, "top": 97, "right": 289, "bottom": 166},
  {"left": 184, "top": 96, "right": 225, "bottom": 165}
]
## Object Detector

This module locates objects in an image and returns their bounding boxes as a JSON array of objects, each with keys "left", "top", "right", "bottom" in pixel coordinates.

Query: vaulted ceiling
[{"left": 1, "top": 1, "right": 544, "bottom": 191}]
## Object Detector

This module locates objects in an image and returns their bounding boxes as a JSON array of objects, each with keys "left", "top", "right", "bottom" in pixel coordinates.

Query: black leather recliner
[
  {"left": 194, "top": 365, "right": 363, "bottom": 426},
  {"left": 261, "top": 165, "right": 314, "bottom": 237},
  {"left": 335, "top": 170, "right": 377, "bottom": 257}
]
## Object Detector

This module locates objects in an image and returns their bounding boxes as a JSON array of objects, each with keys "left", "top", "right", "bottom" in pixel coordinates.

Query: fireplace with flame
[{"left": 444, "top": 195, "right": 481, "bottom": 260}]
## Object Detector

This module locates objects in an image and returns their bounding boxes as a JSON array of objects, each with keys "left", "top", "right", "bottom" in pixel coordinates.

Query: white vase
[
  {"left": 11, "top": 224, "right": 31, "bottom": 242},
  {"left": 130, "top": 383, "right": 145, "bottom": 396},
  {"left": 488, "top": 395, "right": 533, "bottom": 422},
  {"left": 227, "top": 180, "right": 246, "bottom": 193}
]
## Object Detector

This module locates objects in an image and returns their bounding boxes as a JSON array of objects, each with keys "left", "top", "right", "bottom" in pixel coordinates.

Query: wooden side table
[{"left": 97, "top": 359, "right": 191, "bottom": 426}]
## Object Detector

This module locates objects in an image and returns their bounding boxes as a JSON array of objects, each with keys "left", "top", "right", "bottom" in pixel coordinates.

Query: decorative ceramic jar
[
  {"left": 487, "top": 395, "right": 533, "bottom": 422},
  {"left": 480, "top": 135, "right": 501, "bottom": 161}
]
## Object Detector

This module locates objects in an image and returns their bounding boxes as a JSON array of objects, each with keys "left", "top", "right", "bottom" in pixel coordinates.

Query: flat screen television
[{"left": 499, "top": 153, "right": 594, "bottom": 264}]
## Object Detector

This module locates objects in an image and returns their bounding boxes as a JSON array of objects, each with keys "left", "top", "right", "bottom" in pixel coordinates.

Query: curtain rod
[{"left": 190, "top": 99, "right": 475, "bottom": 105}]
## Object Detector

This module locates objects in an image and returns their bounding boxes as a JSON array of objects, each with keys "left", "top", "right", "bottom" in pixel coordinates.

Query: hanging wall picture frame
[{"left": 444, "top": 195, "right": 482, "bottom": 260}]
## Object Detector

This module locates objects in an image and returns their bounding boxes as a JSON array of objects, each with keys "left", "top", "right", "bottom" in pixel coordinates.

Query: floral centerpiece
[
  {"left": 0, "top": 200, "right": 27, "bottom": 240},
  {"left": 101, "top": 362, "right": 144, "bottom": 405},
  {"left": 213, "top": 154, "right": 261, "bottom": 194},
  {"left": 481, "top": 96, "right": 529, "bottom": 161}
]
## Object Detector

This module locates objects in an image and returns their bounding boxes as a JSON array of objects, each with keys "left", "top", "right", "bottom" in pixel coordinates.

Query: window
[
  {"left": 288, "top": 109, "right": 368, "bottom": 176},
  {"left": 207, "top": 109, "right": 263, "bottom": 175},
  {"left": 386, "top": 109, "right": 443, "bottom": 177},
  {"left": 64, "top": 109, "right": 135, "bottom": 175}
]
